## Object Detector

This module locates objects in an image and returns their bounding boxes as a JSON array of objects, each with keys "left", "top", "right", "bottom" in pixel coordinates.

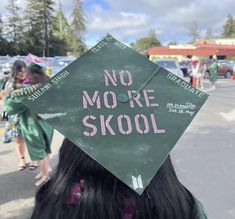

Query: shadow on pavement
[
  {"left": 0, "top": 149, "right": 12, "bottom": 156},
  {"left": 0, "top": 169, "right": 37, "bottom": 206},
  {"left": 0, "top": 154, "right": 59, "bottom": 219}
]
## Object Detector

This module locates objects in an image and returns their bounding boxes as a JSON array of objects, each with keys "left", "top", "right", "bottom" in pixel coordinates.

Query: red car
[{"left": 205, "top": 60, "right": 234, "bottom": 78}]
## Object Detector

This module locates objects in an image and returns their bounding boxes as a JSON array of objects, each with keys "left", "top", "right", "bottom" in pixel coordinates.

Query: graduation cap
[
  {"left": 25, "top": 54, "right": 49, "bottom": 72},
  {"left": 22, "top": 35, "right": 208, "bottom": 195}
]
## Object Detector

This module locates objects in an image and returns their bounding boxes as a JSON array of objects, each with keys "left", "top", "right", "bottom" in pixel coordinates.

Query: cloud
[
  {"left": 89, "top": 0, "right": 235, "bottom": 44},
  {"left": 1, "top": 0, "right": 235, "bottom": 45},
  {"left": 86, "top": 8, "right": 153, "bottom": 42}
]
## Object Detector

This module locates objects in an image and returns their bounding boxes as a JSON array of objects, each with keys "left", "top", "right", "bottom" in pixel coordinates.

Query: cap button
[{"left": 117, "top": 93, "right": 129, "bottom": 103}]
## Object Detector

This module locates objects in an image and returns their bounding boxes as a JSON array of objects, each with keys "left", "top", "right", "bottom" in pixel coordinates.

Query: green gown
[
  {"left": 209, "top": 61, "right": 218, "bottom": 83},
  {"left": 4, "top": 84, "right": 53, "bottom": 161}
]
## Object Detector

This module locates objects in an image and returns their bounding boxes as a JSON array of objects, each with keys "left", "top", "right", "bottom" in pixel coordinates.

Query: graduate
[
  {"left": 22, "top": 35, "right": 208, "bottom": 219},
  {"left": 4, "top": 56, "right": 53, "bottom": 186}
]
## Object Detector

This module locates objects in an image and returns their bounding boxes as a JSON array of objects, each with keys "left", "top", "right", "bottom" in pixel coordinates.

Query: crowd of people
[
  {"left": 0, "top": 54, "right": 209, "bottom": 218},
  {"left": 189, "top": 56, "right": 218, "bottom": 90}
]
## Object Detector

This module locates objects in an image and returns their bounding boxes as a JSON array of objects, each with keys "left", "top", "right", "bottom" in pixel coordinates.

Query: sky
[{"left": 1, "top": 0, "right": 235, "bottom": 46}]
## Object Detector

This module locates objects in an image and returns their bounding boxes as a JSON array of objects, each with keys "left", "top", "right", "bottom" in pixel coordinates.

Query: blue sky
[{"left": 1, "top": 0, "right": 235, "bottom": 46}]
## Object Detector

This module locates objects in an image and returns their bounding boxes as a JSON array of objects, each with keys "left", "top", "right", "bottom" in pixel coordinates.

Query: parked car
[
  {"left": 154, "top": 59, "right": 184, "bottom": 78},
  {"left": 205, "top": 59, "right": 234, "bottom": 78},
  {"left": 179, "top": 60, "right": 190, "bottom": 77}
]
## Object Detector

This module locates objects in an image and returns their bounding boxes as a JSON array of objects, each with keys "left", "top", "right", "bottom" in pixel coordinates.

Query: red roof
[{"left": 147, "top": 46, "right": 235, "bottom": 56}]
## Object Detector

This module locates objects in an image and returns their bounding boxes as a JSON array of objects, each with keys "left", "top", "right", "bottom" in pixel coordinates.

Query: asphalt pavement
[{"left": 0, "top": 78, "right": 235, "bottom": 219}]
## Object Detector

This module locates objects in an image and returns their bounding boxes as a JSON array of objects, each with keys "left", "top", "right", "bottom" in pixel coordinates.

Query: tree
[
  {"left": 0, "top": 14, "right": 3, "bottom": 36},
  {"left": 41, "top": 0, "right": 55, "bottom": 56},
  {"left": 0, "top": 14, "right": 11, "bottom": 55},
  {"left": 23, "top": 0, "right": 44, "bottom": 55},
  {"left": 23, "top": 0, "right": 54, "bottom": 56},
  {"left": 5, "top": 0, "right": 23, "bottom": 54},
  {"left": 51, "top": 1, "right": 72, "bottom": 55},
  {"left": 189, "top": 20, "right": 200, "bottom": 43},
  {"left": 223, "top": 14, "right": 235, "bottom": 38},
  {"left": 131, "top": 32, "right": 161, "bottom": 54},
  {"left": 129, "top": 42, "right": 135, "bottom": 49},
  {"left": 70, "top": 0, "right": 86, "bottom": 56}
]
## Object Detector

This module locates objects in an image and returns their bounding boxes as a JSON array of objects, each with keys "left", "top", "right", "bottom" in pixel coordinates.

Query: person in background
[
  {"left": 0, "top": 71, "right": 11, "bottom": 123},
  {"left": 4, "top": 61, "right": 53, "bottom": 186},
  {"left": 31, "top": 138, "right": 208, "bottom": 219},
  {"left": 0, "top": 60, "right": 37, "bottom": 170},
  {"left": 187, "top": 59, "right": 193, "bottom": 86},
  {"left": 209, "top": 56, "right": 218, "bottom": 89},
  {"left": 195, "top": 58, "right": 207, "bottom": 90},
  {"left": 191, "top": 59, "right": 198, "bottom": 87}
]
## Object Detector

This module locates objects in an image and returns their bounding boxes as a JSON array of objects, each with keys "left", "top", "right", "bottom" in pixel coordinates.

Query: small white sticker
[
  {"left": 132, "top": 175, "right": 143, "bottom": 190},
  {"left": 38, "top": 112, "right": 67, "bottom": 120}
]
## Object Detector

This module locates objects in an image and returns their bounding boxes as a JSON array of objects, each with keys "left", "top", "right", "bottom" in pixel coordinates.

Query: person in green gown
[
  {"left": 4, "top": 62, "right": 53, "bottom": 187},
  {"left": 209, "top": 56, "right": 218, "bottom": 89}
]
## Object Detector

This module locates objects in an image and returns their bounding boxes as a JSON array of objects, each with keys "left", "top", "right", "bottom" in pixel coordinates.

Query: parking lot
[{"left": 0, "top": 78, "right": 234, "bottom": 219}]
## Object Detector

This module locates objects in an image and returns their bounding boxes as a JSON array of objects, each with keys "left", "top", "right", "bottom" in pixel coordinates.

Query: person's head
[
  {"left": 32, "top": 138, "right": 201, "bottom": 219},
  {"left": 192, "top": 60, "right": 198, "bottom": 68},
  {"left": 212, "top": 55, "right": 217, "bottom": 62},
  {"left": 11, "top": 60, "right": 27, "bottom": 89},
  {"left": 26, "top": 62, "right": 49, "bottom": 84}
]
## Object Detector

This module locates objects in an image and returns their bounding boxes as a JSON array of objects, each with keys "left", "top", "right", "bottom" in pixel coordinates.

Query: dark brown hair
[
  {"left": 11, "top": 60, "right": 26, "bottom": 89},
  {"left": 32, "top": 139, "right": 202, "bottom": 219},
  {"left": 27, "top": 63, "right": 49, "bottom": 84}
]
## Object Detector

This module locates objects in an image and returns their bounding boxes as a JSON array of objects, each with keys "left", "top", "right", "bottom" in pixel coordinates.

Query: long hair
[
  {"left": 11, "top": 60, "right": 26, "bottom": 89},
  {"left": 27, "top": 63, "right": 49, "bottom": 84},
  {"left": 32, "top": 139, "right": 201, "bottom": 219},
  {"left": 196, "top": 59, "right": 205, "bottom": 74}
]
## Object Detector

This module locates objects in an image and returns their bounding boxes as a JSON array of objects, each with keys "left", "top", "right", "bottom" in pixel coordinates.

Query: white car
[{"left": 154, "top": 59, "right": 184, "bottom": 78}]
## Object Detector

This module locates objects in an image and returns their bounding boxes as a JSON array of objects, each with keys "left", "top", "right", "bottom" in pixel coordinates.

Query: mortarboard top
[
  {"left": 27, "top": 62, "right": 44, "bottom": 72},
  {"left": 25, "top": 53, "right": 49, "bottom": 72},
  {"left": 22, "top": 34, "right": 208, "bottom": 195}
]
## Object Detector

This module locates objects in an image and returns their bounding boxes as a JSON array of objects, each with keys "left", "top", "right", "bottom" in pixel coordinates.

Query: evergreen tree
[
  {"left": 70, "top": 0, "right": 86, "bottom": 56},
  {"left": 53, "top": 2, "right": 70, "bottom": 40},
  {"left": 223, "top": 14, "right": 235, "bottom": 38},
  {"left": 0, "top": 14, "right": 5, "bottom": 53},
  {"left": 0, "top": 14, "right": 3, "bottom": 37},
  {"left": 24, "top": 0, "right": 54, "bottom": 56},
  {"left": 0, "top": 14, "right": 11, "bottom": 55},
  {"left": 51, "top": 1, "right": 72, "bottom": 55},
  {"left": 24, "top": 0, "right": 44, "bottom": 55},
  {"left": 41, "top": 0, "right": 55, "bottom": 56},
  {"left": 5, "top": 0, "right": 23, "bottom": 54}
]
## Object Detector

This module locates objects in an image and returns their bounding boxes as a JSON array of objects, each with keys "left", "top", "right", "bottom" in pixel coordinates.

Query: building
[{"left": 147, "top": 38, "right": 235, "bottom": 61}]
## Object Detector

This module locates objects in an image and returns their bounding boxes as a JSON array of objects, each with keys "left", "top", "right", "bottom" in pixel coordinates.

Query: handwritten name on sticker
[{"left": 166, "top": 102, "right": 195, "bottom": 116}]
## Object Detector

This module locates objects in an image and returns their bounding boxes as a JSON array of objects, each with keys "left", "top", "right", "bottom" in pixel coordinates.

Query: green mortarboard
[
  {"left": 22, "top": 35, "right": 208, "bottom": 195},
  {"left": 27, "top": 62, "right": 44, "bottom": 72}
]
